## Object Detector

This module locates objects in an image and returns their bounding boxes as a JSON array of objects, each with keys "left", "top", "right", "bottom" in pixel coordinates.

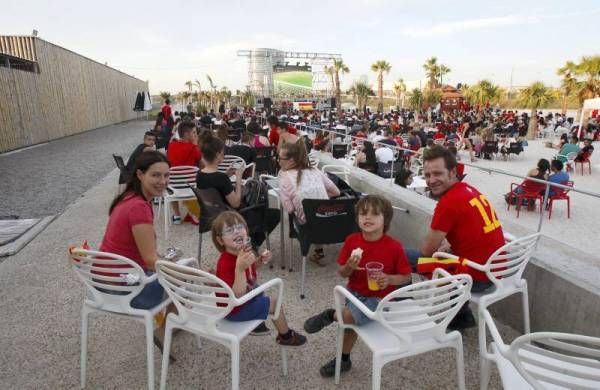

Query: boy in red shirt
[
  {"left": 303, "top": 195, "right": 411, "bottom": 378},
  {"left": 213, "top": 211, "right": 306, "bottom": 346},
  {"left": 267, "top": 115, "right": 280, "bottom": 147},
  {"left": 166, "top": 121, "right": 201, "bottom": 224}
]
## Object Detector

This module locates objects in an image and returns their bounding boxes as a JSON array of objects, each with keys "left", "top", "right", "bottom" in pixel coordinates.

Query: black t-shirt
[
  {"left": 196, "top": 171, "right": 234, "bottom": 204},
  {"left": 227, "top": 144, "right": 257, "bottom": 164}
]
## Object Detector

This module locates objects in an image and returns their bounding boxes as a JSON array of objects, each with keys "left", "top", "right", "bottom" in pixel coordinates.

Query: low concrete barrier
[{"left": 316, "top": 152, "right": 600, "bottom": 337}]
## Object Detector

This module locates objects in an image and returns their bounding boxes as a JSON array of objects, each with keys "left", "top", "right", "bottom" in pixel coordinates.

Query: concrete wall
[{"left": 316, "top": 152, "right": 600, "bottom": 337}]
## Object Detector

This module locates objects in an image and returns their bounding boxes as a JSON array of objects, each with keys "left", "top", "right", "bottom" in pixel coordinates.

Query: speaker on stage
[{"left": 264, "top": 98, "right": 272, "bottom": 109}]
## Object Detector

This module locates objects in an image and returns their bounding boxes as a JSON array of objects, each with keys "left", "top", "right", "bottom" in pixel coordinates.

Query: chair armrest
[
  {"left": 333, "top": 285, "right": 375, "bottom": 326},
  {"left": 503, "top": 232, "right": 516, "bottom": 242},
  {"left": 235, "top": 278, "right": 284, "bottom": 320},
  {"left": 176, "top": 257, "right": 199, "bottom": 268},
  {"left": 432, "top": 251, "right": 459, "bottom": 260},
  {"left": 143, "top": 272, "right": 158, "bottom": 283},
  {"left": 432, "top": 268, "right": 452, "bottom": 279},
  {"left": 482, "top": 309, "right": 509, "bottom": 355},
  {"left": 462, "top": 259, "right": 486, "bottom": 271}
]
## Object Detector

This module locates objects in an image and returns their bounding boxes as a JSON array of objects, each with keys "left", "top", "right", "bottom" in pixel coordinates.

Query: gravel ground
[{"left": 0, "top": 120, "right": 153, "bottom": 219}]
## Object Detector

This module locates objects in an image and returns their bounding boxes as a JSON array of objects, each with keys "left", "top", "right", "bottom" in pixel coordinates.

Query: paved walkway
[{"left": 0, "top": 120, "right": 152, "bottom": 219}]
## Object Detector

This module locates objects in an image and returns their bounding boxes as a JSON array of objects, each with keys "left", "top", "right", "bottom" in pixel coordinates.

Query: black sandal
[{"left": 309, "top": 249, "right": 325, "bottom": 267}]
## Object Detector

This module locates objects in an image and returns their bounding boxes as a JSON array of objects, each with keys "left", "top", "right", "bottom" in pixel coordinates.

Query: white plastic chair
[
  {"left": 308, "top": 151, "right": 320, "bottom": 168},
  {"left": 433, "top": 138, "right": 446, "bottom": 145},
  {"left": 333, "top": 269, "right": 472, "bottom": 390},
  {"left": 481, "top": 309, "right": 600, "bottom": 390},
  {"left": 434, "top": 232, "right": 541, "bottom": 386},
  {"left": 321, "top": 164, "right": 351, "bottom": 183},
  {"left": 156, "top": 261, "right": 287, "bottom": 390},
  {"left": 555, "top": 151, "right": 578, "bottom": 172},
  {"left": 68, "top": 249, "right": 197, "bottom": 390},
  {"left": 217, "top": 155, "right": 246, "bottom": 174},
  {"left": 159, "top": 165, "right": 199, "bottom": 240}
]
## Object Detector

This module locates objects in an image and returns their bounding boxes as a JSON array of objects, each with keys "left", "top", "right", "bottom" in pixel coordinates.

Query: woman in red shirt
[{"left": 100, "top": 151, "right": 170, "bottom": 309}]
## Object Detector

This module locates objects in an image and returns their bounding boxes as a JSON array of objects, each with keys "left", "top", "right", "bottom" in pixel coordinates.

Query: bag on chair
[{"left": 242, "top": 178, "right": 269, "bottom": 208}]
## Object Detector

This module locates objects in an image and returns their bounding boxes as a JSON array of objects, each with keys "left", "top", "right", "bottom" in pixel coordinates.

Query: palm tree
[
  {"left": 518, "top": 81, "right": 557, "bottom": 140},
  {"left": 184, "top": 81, "right": 192, "bottom": 92},
  {"left": 371, "top": 60, "right": 392, "bottom": 112},
  {"left": 423, "top": 57, "right": 439, "bottom": 89},
  {"left": 438, "top": 64, "right": 451, "bottom": 86},
  {"left": 332, "top": 59, "right": 350, "bottom": 116},
  {"left": 392, "top": 78, "right": 407, "bottom": 109},
  {"left": 464, "top": 80, "right": 504, "bottom": 106},
  {"left": 574, "top": 55, "right": 600, "bottom": 104},
  {"left": 241, "top": 90, "right": 254, "bottom": 108},
  {"left": 407, "top": 88, "right": 423, "bottom": 110},
  {"left": 324, "top": 65, "right": 336, "bottom": 96},
  {"left": 193, "top": 79, "right": 202, "bottom": 92},
  {"left": 348, "top": 81, "right": 375, "bottom": 113},
  {"left": 206, "top": 74, "right": 217, "bottom": 111},
  {"left": 181, "top": 91, "right": 192, "bottom": 109},
  {"left": 159, "top": 91, "right": 171, "bottom": 102},
  {"left": 557, "top": 61, "right": 578, "bottom": 114}
]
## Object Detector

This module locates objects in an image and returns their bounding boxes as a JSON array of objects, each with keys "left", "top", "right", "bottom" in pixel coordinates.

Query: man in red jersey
[{"left": 405, "top": 145, "right": 505, "bottom": 330}]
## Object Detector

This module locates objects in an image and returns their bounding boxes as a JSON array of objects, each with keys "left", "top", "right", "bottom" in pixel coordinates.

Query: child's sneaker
[
  {"left": 320, "top": 357, "right": 352, "bottom": 378},
  {"left": 172, "top": 215, "right": 182, "bottom": 225},
  {"left": 250, "top": 322, "right": 271, "bottom": 336},
  {"left": 276, "top": 329, "right": 307, "bottom": 347},
  {"left": 304, "top": 308, "right": 335, "bottom": 333}
]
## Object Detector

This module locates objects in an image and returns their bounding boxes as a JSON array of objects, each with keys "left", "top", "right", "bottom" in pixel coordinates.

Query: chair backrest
[
  {"left": 433, "top": 138, "right": 445, "bottom": 145},
  {"left": 376, "top": 273, "right": 472, "bottom": 342},
  {"left": 69, "top": 248, "right": 147, "bottom": 313},
  {"left": 377, "top": 161, "right": 405, "bottom": 179},
  {"left": 509, "top": 142, "right": 522, "bottom": 153},
  {"left": 508, "top": 332, "right": 600, "bottom": 389},
  {"left": 218, "top": 155, "right": 246, "bottom": 174},
  {"left": 322, "top": 164, "right": 351, "bottom": 183},
  {"left": 301, "top": 198, "right": 359, "bottom": 244},
  {"left": 483, "top": 232, "right": 540, "bottom": 288},
  {"left": 156, "top": 261, "right": 235, "bottom": 326},
  {"left": 565, "top": 151, "right": 578, "bottom": 162},
  {"left": 169, "top": 165, "right": 198, "bottom": 189},
  {"left": 551, "top": 180, "right": 573, "bottom": 198},
  {"left": 112, "top": 154, "right": 126, "bottom": 170},
  {"left": 332, "top": 143, "right": 348, "bottom": 159},
  {"left": 190, "top": 187, "right": 232, "bottom": 233}
]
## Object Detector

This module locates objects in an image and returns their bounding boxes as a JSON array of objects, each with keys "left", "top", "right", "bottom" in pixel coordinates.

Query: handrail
[{"left": 280, "top": 120, "right": 600, "bottom": 234}]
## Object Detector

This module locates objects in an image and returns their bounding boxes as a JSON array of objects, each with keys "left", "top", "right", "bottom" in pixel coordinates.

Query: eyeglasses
[{"left": 221, "top": 223, "right": 246, "bottom": 236}]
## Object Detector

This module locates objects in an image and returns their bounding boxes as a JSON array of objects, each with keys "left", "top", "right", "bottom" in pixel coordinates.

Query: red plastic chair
[
  {"left": 506, "top": 180, "right": 545, "bottom": 218},
  {"left": 574, "top": 152, "right": 592, "bottom": 175},
  {"left": 548, "top": 180, "right": 573, "bottom": 219}
]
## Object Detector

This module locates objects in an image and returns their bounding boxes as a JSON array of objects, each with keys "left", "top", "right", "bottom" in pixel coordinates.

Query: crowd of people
[{"left": 99, "top": 97, "right": 597, "bottom": 382}]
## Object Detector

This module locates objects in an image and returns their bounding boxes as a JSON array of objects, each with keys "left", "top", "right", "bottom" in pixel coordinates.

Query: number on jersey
[{"left": 469, "top": 195, "right": 501, "bottom": 233}]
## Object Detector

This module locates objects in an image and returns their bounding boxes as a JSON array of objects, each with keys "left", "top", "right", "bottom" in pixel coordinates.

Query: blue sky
[{"left": 3, "top": 0, "right": 600, "bottom": 93}]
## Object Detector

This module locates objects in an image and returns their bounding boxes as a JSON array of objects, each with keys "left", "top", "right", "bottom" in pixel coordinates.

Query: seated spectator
[
  {"left": 277, "top": 122, "right": 300, "bottom": 149},
  {"left": 313, "top": 130, "right": 330, "bottom": 151},
  {"left": 557, "top": 135, "right": 581, "bottom": 163},
  {"left": 213, "top": 211, "right": 306, "bottom": 346},
  {"left": 248, "top": 121, "right": 270, "bottom": 148},
  {"left": 197, "top": 132, "right": 280, "bottom": 250},
  {"left": 278, "top": 141, "right": 340, "bottom": 266},
  {"left": 378, "top": 130, "right": 397, "bottom": 147},
  {"left": 548, "top": 159, "right": 569, "bottom": 197},
  {"left": 407, "top": 131, "right": 421, "bottom": 151},
  {"left": 123, "top": 131, "right": 157, "bottom": 183},
  {"left": 374, "top": 142, "right": 394, "bottom": 164},
  {"left": 227, "top": 132, "right": 257, "bottom": 165},
  {"left": 167, "top": 121, "right": 202, "bottom": 224},
  {"left": 267, "top": 115, "right": 280, "bottom": 147},
  {"left": 394, "top": 168, "right": 414, "bottom": 188},
  {"left": 575, "top": 138, "right": 594, "bottom": 162},
  {"left": 354, "top": 141, "right": 378, "bottom": 173},
  {"left": 303, "top": 195, "right": 411, "bottom": 378}
]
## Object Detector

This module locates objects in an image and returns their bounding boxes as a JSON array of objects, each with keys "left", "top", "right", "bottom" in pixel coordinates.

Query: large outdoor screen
[{"left": 273, "top": 64, "right": 312, "bottom": 94}]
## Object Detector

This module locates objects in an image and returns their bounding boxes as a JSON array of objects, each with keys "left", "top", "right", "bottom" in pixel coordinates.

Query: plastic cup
[{"left": 366, "top": 262, "right": 384, "bottom": 291}]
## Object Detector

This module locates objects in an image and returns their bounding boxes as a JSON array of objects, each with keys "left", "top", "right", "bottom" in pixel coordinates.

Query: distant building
[{"left": 0, "top": 35, "right": 148, "bottom": 153}]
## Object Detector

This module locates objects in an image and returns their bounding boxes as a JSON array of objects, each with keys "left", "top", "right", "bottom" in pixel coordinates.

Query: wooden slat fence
[{"left": 0, "top": 36, "right": 148, "bottom": 153}]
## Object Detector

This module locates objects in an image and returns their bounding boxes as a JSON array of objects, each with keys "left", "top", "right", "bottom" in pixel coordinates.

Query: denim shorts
[
  {"left": 346, "top": 289, "right": 380, "bottom": 326},
  {"left": 226, "top": 293, "right": 270, "bottom": 322},
  {"left": 130, "top": 275, "right": 167, "bottom": 310}
]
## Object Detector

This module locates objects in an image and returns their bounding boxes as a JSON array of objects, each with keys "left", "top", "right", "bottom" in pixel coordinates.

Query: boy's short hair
[
  {"left": 355, "top": 195, "right": 394, "bottom": 233},
  {"left": 144, "top": 131, "right": 156, "bottom": 139},
  {"left": 211, "top": 211, "right": 248, "bottom": 252},
  {"left": 178, "top": 121, "right": 197, "bottom": 139}
]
